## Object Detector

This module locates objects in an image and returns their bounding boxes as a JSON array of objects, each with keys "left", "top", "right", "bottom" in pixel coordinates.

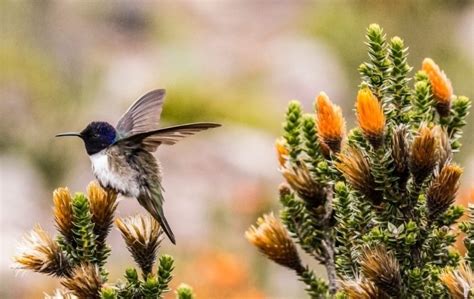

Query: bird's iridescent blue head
[
  {"left": 80, "top": 122, "right": 117, "bottom": 155},
  {"left": 56, "top": 121, "right": 117, "bottom": 155}
]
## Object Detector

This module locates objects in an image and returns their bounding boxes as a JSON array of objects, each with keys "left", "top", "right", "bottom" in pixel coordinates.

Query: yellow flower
[
  {"left": 315, "top": 92, "right": 345, "bottom": 153},
  {"left": 87, "top": 181, "right": 118, "bottom": 243},
  {"left": 53, "top": 187, "right": 73, "bottom": 242},
  {"left": 356, "top": 87, "right": 385, "bottom": 148},
  {"left": 245, "top": 213, "right": 303, "bottom": 272},
  {"left": 275, "top": 138, "right": 288, "bottom": 167},
  {"left": 422, "top": 58, "right": 453, "bottom": 116}
]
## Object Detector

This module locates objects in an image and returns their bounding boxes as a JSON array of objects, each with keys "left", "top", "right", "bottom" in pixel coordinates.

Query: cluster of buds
[
  {"left": 247, "top": 24, "right": 472, "bottom": 299},
  {"left": 14, "top": 181, "right": 181, "bottom": 299},
  {"left": 15, "top": 182, "right": 119, "bottom": 297},
  {"left": 51, "top": 182, "right": 117, "bottom": 253}
]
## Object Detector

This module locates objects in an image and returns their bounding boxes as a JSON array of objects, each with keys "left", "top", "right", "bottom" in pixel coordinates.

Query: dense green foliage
[
  {"left": 248, "top": 24, "right": 473, "bottom": 298},
  {"left": 15, "top": 183, "right": 195, "bottom": 299}
]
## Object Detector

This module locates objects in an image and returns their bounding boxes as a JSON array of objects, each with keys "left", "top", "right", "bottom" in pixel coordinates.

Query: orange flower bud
[
  {"left": 422, "top": 58, "right": 453, "bottom": 116},
  {"left": 315, "top": 92, "right": 345, "bottom": 153},
  {"left": 52, "top": 187, "right": 73, "bottom": 242},
  {"left": 245, "top": 213, "right": 303, "bottom": 272},
  {"left": 87, "top": 181, "right": 118, "bottom": 244},
  {"left": 61, "top": 263, "right": 103, "bottom": 298},
  {"left": 356, "top": 87, "right": 385, "bottom": 148},
  {"left": 360, "top": 246, "right": 401, "bottom": 297},
  {"left": 426, "top": 163, "right": 463, "bottom": 221},
  {"left": 336, "top": 146, "right": 382, "bottom": 206},
  {"left": 275, "top": 138, "right": 288, "bottom": 167},
  {"left": 281, "top": 161, "right": 325, "bottom": 206},
  {"left": 409, "top": 125, "right": 439, "bottom": 183},
  {"left": 116, "top": 215, "right": 163, "bottom": 276}
]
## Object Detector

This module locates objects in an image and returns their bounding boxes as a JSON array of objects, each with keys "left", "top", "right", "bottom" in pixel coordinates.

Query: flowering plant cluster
[
  {"left": 15, "top": 181, "right": 194, "bottom": 299},
  {"left": 247, "top": 24, "right": 473, "bottom": 298}
]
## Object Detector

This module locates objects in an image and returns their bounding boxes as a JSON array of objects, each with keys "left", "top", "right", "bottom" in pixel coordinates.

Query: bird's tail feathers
[
  {"left": 137, "top": 192, "right": 176, "bottom": 244},
  {"left": 156, "top": 214, "right": 176, "bottom": 245}
]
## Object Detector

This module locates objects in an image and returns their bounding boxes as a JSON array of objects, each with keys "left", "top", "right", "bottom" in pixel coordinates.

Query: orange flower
[
  {"left": 422, "top": 58, "right": 453, "bottom": 116},
  {"left": 315, "top": 92, "right": 345, "bottom": 152},
  {"left": 356, "top": 87, "right": 385, "bottom": 148},
  {"left": 275, "top": 138, "right": 288, "bottom": 167}
]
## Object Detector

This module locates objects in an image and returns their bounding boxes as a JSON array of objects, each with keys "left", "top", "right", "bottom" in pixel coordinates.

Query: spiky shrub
[
  {"left": 15, "top": 181, "right": 195, "bottom": 299},
  {"left": 246, "top": 24, "right": 473, "bottom": 298}
]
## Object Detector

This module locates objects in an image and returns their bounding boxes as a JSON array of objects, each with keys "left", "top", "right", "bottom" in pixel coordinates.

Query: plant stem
[{"left": 322, "top": 237, "right": 338, "bottom": 295}]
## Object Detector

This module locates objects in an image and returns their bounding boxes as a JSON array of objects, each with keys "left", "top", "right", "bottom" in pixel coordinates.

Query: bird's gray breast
[{"left": 89, "top": 147, "right": 140, "bottom": 198}]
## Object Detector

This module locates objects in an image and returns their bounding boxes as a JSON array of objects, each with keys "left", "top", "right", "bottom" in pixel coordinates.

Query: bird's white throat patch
[
  {"left": 89, "top": 150, "right": 110, "bottom": 179},
  {"left": 89, "top": 150, "right": 139, "bottom": 197}
]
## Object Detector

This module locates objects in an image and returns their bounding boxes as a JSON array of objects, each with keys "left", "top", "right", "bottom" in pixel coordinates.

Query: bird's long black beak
[{"left": 55, "top": 132, "right": 82, "bottom": 138}]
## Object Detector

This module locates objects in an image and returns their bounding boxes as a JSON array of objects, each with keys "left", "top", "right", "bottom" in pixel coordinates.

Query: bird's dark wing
[
  {"left": 115, "top": 89, "right": 166, "bottom": 138},
  {"left": 115, "top": 122, "right": 221, "bottom": 152}
]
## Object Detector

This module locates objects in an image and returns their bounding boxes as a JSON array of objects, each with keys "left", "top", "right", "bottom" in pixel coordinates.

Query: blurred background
[{"left": 1, "top": 1, "right": 473, "bottom": 298}]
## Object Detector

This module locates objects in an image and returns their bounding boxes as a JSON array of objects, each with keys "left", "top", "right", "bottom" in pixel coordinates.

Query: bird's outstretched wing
[
  {"left": 116, "top": 89, "right": 166, "bottom": 138},
  {"left": 115, "top": 122, "right": 221, "bottom": 152}
]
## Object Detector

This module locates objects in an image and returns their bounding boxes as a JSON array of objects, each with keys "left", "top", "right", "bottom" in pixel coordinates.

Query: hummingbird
[{"left": 56, "top": 89, "right": 221, "bottom": 244}]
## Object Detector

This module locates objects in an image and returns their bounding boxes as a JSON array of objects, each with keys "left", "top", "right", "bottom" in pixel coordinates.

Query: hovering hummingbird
[{"left": 56, "top": 89, "right": 221, "bottom": 244}]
